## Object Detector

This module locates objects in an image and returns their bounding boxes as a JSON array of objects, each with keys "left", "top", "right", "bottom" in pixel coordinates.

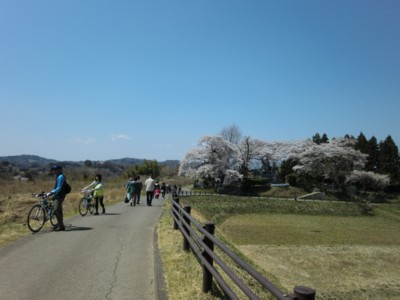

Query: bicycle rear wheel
[
  {"left": 50, "top": 210, "right": 58, "bottom": 227},
  {"left": 88, "top": 200, "right": 95, "bottom": 214},
  {"left": 27, "top": 204, "right": 46, "bottom": 233},
  {"left": 79, "top": 197, "right": 89, "bottom": 216}
]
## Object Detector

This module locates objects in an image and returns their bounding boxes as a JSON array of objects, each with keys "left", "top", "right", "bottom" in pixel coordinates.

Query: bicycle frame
[
  {"left": 27, "top": 192, "right": 58, "bottom": 233},
  {"left": 79, "top": 189, "right": 95, "bottom": 216}
]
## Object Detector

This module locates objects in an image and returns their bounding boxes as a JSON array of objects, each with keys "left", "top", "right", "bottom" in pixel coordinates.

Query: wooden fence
[
  {"left": 177, "top": 190, "right": 320, "bottom": 202},
  {"left": 171, "top": 196, "right": 316, "bottom": 300}
]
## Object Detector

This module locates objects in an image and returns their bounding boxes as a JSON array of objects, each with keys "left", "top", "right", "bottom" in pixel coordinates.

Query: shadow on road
[{"left": 66, "top": 225, "right": 93, "bottom": 231}]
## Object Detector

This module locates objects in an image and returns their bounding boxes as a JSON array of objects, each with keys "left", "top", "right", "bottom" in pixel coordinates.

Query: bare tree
[{"left": 220, "top": 124, "right": 242, "bottom": 145}]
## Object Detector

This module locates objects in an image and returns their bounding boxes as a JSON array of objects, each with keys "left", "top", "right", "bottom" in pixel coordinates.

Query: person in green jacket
[
  {"left": 127, "top": 176, "right": 141, "bottom": 206},
  {"left": 83, "top": 174, "right": 105, "bottom": 215}
]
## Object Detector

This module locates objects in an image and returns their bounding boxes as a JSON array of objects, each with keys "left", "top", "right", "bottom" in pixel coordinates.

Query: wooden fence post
[
  {"left": 183, "top": 206, "right": 191, "bottom": 252},
  {"left": 293, "top": 286, "right": 316, "bottom": 300},
  {"left": 202, "top": 222, "right": 215, "bottom": 293},
  {"left": 173, "top": 198, "right": 180, "bottom": 230}
]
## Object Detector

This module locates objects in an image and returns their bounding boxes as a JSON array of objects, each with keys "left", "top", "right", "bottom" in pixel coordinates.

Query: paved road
[{"left": 0, "top": 198, "right": 167, "bottom": 300}]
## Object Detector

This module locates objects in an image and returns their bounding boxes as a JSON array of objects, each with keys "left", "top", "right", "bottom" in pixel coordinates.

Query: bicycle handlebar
[
  {"left": 81, "top": 189, "right": 93, "bottom": 195},
  {"left": 32, "top": 191, "right": 47, "bottom": 197}
]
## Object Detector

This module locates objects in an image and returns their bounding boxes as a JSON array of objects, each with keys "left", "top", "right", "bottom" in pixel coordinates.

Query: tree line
[{"left": 179, "top": 125, "right": 400, "bottom": 200}]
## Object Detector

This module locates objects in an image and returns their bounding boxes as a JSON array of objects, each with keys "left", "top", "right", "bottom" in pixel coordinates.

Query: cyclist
[
  {"left": 83, "top": 174, "right": 105, "bottom": 215},
  {"left": 46, "top": 165, "right": 67, "bottom": 231}
]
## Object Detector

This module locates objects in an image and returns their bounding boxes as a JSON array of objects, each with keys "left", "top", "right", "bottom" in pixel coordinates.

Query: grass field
[
  {"left": 167, "top": 195, "right": 400, "bottom": 299},
  {"left": 0, "top": 179, "right": 127, "bottom": 247},
  {"left": 2, "top": 180, "right": 400, "bottom": 299},
  {"left": 0, "top": 176, "right": 190, "bottom": 246}
]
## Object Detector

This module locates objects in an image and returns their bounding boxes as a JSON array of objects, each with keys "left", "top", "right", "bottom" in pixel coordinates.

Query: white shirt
[{"left": 144, "top": 177, "right": 155, "bottom": 192}]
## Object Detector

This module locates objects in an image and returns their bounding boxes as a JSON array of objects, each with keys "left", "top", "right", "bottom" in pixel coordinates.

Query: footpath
[{"left": 0, "top": 197, "right": 168, "bottom": 300}]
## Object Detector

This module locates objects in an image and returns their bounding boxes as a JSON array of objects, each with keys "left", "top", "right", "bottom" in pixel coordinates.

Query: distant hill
[
  {"left": 0, "top": 155, "right": 180, "bottom": 170},
  {"left": 107, "top": 157, "right": 144, "bottom": 166},
  {"left": 0, "top": 155, "right": 58, "bottom": 169}
]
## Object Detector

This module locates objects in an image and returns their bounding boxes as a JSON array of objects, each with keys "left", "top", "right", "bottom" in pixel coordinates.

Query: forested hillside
[{"left": 0, "top": 155, "right": 179, "bottom": 181}]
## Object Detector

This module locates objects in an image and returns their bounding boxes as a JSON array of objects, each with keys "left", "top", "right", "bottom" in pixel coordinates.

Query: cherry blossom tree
[
  {"left": 292, "top": 138, "right": 368, "bottom": 193},
  {"left": 178, "top": 135, "right": 242, "bottom": 187},
  {"left": 346, "top": 170, "right": 390, "bottom": 194}
]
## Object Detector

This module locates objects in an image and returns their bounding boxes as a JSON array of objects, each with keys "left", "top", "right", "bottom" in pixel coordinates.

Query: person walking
[
  {"left": 161, "top": 182, "right": 166, "bottom": 199},
  {"left": 144, "top": 175, "right": 155, "bottom": 206},
  {"left": 126, "top": 176, "right": 133, "bottom": 205},
  {"left": 83, "top": 174, "right": 105, "bottom": 215},
  {"left": 132, "top": 176, "right": 142, "bottom": 206},
  {"left": 46, "top": 165, "right": 67, "bottom": 231},
  {"left": 136, "top": 175, "right": 143, "bottom": 204}
]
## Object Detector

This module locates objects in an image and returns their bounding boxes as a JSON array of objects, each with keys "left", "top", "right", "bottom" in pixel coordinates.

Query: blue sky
[{"left": 1, "top": 0, "right": 399, "bottom": 162}]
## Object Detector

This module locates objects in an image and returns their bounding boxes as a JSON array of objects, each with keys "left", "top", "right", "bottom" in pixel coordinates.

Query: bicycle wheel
[
  {"left": 79, "top": 197, "right": 89, "bottom": 216},
  {"left": 88, "top": 199, "right": 95, "bottom": 214},
  {"left": 27, "top": 204, "right": 46, "bottom": 233},
  {"left": 49, "top": 210, "right": 58, "bottom": 227}
]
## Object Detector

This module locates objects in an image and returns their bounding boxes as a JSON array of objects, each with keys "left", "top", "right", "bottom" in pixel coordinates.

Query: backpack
[{"left": 62, "top": 180, "right": 72, "bottom": 195}]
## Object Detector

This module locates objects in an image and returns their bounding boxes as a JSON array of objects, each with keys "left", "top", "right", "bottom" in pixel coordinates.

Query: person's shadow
[{"left": 65, "top": 225, "right": 93, "bottom": 231}]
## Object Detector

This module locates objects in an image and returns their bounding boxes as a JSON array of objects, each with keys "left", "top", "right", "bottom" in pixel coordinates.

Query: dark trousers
[
  {"left": 146, "top": 191, "right": 154, "bottom": 206},
  {"left": 95, "top": 196, "right": 105, "bottom": 213},
  {"left": 133, "top": 193, "right": 140, "bottom": 205},
  {"left": 54, "top": 197, "right": 65, "bottom": 228}
]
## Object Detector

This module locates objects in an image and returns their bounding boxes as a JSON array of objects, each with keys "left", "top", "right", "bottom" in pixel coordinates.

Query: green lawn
[
  {"left": 220, "top": 214, "right": 400, "bottom": 245},
  {"left": 177, "top": 196, "right": 400, "bottom": 299}
]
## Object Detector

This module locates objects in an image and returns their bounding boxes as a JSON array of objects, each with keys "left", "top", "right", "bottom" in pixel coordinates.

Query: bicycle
[
  {"left": 78, "top": 189, "right": 95, "bottom": 216},
  {"left": 27, "top": 192, "right": 58, "bottom": 233}
]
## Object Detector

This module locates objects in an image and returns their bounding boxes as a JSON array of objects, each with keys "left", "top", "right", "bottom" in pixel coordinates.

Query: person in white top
[{"left": 144, "top": 175, "right": 155, "bottom": 206}]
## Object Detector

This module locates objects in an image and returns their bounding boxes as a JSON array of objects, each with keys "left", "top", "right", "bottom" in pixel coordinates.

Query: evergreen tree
[
  {"left": 355, "top": 133, "right": 380, "bottom": 172},
  {"left": 279, "top": 158, "right": 298, "bottom": 183},
  {"left": 131, "top": 160, "right": 161, "bottom": 178},
  {"left": 355, "top": 132, "right": 368, "bottom": 153},
  {"left": 321, "top": 133, "right": 329, "bottom": 143},
  {"left": 366, "top": 136, "right": 379, "bottom": 172},
  {"left": 378, "top": 136, "right": 400, "bottom": 187},
  {"left": 312, "top": 133, "right": 321, "bottom": 144}
]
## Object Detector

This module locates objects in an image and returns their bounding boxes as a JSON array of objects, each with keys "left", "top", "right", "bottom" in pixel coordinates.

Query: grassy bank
[{"left": 158, "top": 195, "right": 400, "bottom": 299}]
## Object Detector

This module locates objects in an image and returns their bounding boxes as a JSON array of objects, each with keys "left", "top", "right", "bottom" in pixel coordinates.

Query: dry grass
[
  {"left": 0, "top": 179, "right": 126, "bottom": 247},
  {"left": 157, "top": 199, "right": 282, "bottom": 300},
  {"left": 157, "top": 198, "right": 220, "bottom": 300},
  {"left": 219, "top": 214, "right": 400, "bottom": 299},
  {"left": 167, "top": 196, "right": 400, "bottom": 299},
  {"left": 238, "top": 245, "right": 400, "bottom": 300}
]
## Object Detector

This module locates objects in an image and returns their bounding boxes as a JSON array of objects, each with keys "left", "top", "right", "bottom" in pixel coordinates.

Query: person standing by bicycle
[
  {"left": 83, "top": 174, "right": 105, "bottom": 215},
  {"left": 46, "top": 165, "right": 67, "bottom": 231}
]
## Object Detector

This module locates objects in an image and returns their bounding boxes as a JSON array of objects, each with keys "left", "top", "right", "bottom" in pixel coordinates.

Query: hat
[{"left": 51, "top": 165, "right": 62, "bottom": 170}]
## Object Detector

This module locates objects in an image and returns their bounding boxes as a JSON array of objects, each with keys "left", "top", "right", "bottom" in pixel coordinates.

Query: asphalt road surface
[{"left": 0, "top": 197, "right": 167, "bottom": 300}]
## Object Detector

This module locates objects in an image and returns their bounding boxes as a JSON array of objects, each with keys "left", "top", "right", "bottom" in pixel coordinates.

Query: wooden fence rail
[
  {"left": 177, "top": 190, "right": 319, "bottom": 202},
  {"left": 171, "top": 196, "right": 316, "bottom": 300}
]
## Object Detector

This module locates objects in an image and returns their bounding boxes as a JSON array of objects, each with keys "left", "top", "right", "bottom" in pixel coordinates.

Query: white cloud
[
  {"left": 110, "top": 133, "right": 132, "bottom": 141},
  {"left": 74, "top": 138, "right": 96, "bottom": 145}
]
